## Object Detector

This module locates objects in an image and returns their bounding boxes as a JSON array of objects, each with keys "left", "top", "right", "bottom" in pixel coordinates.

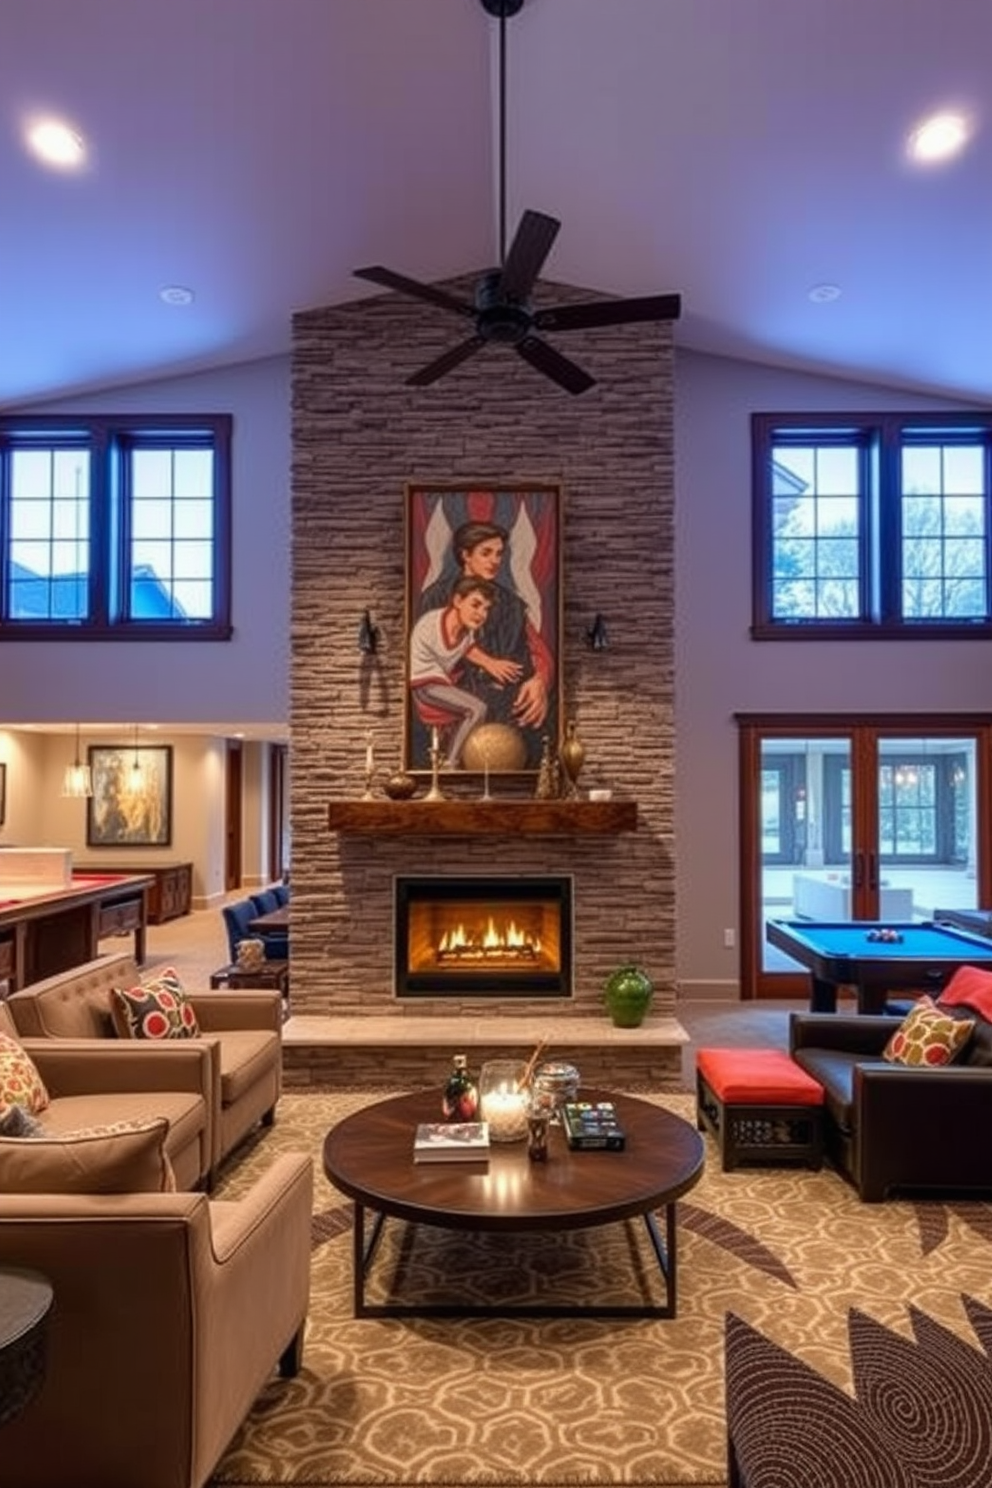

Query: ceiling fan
[{"left": 353, "top": 0, "right": 681, "bottom": 395}]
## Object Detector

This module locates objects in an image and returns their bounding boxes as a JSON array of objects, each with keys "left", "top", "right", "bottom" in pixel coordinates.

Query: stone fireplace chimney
[{"left": 288, "top": 275, "right": 675, "bottom": 1025}]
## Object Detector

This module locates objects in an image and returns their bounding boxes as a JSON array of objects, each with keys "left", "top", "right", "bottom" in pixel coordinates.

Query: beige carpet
[{"left": 208, "top": 1091, "right": 992, "bottom": 1487}]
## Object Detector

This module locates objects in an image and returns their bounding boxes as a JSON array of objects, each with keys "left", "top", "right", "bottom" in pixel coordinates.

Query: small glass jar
[
  {"left": 532, "top": 1060, "right": 580, "bottom": 1117},
  {"left": 479, "top": 1060, "right": 530, "bottom": 1142}
]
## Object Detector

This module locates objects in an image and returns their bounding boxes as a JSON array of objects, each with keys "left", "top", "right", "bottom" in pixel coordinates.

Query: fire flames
[{"left": 436, "top": 916, "right": 540, "bottom": 964}]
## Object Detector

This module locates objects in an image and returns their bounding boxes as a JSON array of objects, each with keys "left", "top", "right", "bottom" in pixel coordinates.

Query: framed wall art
[
  {"left": 404, "top": 482, "right": 562, "bottom": 775},
  {"left": 86, "top": 745, "right": 173, "bottom": 847}
]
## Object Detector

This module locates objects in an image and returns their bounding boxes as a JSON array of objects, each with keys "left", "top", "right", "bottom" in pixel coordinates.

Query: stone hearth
[{"left": 282, "top": 1012, "right": 687, "bottom": 1091}]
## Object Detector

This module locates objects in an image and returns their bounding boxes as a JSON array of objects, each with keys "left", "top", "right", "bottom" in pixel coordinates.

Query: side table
[
  {"left": 0, "top": 1266, "right": 53, "bottom": 1425},
  {"left": 209, "top": 960, "right": 289, "bottom": 994}
]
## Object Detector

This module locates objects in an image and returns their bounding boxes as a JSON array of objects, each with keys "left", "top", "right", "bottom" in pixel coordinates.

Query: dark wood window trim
[
  {"left": 0, "top": 412, "right": 232, "bottom": 640},
  {"left": 752, "top": 410, "right": 992, "bottom": 640}
]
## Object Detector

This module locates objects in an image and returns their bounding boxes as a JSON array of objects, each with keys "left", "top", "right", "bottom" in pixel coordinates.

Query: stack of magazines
[{"left": 413, "top": 1121, "right": 491, "bottom": 1163}]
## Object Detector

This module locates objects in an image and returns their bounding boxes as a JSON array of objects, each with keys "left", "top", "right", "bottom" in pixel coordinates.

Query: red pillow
[
  {"left": 110, "top": 969, "right": 200, "bottom": 1040},
  {"left": 936, "top": 965, "right": 992, "bottom": 1022}
]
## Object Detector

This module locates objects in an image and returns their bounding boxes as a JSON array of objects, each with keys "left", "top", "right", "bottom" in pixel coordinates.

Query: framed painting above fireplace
[{"left": 404, "top": 482, "right": 562, "bottom": 775}]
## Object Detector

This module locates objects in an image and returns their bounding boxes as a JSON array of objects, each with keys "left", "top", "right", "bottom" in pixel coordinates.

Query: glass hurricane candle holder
[
  {"left": 479, "top": 1060, "right": 530, "bottom": 1143},
  {"left": 532, "top": 1060, "right": 580, "bottom": 1120}
]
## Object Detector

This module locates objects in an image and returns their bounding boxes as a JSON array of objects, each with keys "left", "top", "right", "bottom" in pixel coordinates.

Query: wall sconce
[
  {"left": 586, "top": 614, "right": 609, "bottom": 651},
  {"left": 61, "top": 722, "right": 93, "bottom": 798},
  {"left": 358, "top": 609, "right": 380, "bottom": 654}
]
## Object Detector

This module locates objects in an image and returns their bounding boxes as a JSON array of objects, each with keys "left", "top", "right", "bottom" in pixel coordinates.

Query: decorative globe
[
  {"left": 461, "top": 722, "right": 528, "bottom": 773},
  {"left": 604, "top": 965, "right": 654, "bottom": 1028}
]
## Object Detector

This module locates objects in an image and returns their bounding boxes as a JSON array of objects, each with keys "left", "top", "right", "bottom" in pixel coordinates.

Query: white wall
[
  {"left": 0, "top": 728, "right": 238, "bottom": 905},
  {"left": 0, "top": 354, "right": 291, "bottom": 729}
]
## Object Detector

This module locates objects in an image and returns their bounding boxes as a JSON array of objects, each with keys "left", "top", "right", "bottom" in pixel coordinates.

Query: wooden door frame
[
  {"left": 225, "top": 740, "right": 243, "bottom": 892},
  {"left": 738, "top": 713, "right": 992, "bottom": 1001}
]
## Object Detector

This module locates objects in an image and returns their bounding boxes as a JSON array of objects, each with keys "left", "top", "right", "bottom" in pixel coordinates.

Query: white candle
[
  {"left": 431, "top": 725, "right": 439, "bottom": 754},
  {"left": 365, "top": 731, "right": 374, "bottom": 774},
  {"left": 481, "top": 1085, "right": 529, "bottom": 1142}
]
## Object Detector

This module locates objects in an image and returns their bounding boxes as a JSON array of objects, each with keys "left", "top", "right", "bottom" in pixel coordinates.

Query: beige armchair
[
  {"left": 0, "top": 1151, "right": 313, "bottom": 1488},
  {"left": 0, "top": 1002, "right": 212, "bottom": 1190},
  {"left": 7, "top": 952, "right": 283, "bottom": 1182}
]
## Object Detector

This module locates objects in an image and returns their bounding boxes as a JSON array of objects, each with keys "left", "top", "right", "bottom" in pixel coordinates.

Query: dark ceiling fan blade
[
  {"left": 516, "top": 335, "right": 595, "bottom": 395},
  {"left": 353, "top": 266, "right": 475, "bottom": 320},
  {"left": 533, "top": 293, "right": 682, "bottom": 333},
  {"left": 407, "top": 335, "right": 487, "bottom": 387},
  {"left": 498, "top": 211, "right": 561, "bottom": 303}
]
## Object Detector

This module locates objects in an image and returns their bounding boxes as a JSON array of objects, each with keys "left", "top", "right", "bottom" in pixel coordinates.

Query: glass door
[
  {"left": 759, "top": 735, "right": 852, "bottom": 975},
  {"left": 874, "top": 734, "right": 978, "bottom": 923},
  {"left": 739, "top": 716, "right": 992, "bottom": 998}
]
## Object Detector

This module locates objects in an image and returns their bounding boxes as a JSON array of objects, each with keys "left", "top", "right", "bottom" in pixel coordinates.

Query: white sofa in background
[{"left": 792, "top": 872, "right": 913, "bottom": 922}]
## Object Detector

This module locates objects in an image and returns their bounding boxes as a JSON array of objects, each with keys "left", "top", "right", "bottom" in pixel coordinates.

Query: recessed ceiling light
[
  {"left": 25, "top": 117, "right": 86, "bottom": 170},
  {"left": 808, "top": 283, "right": 842, "bottom": 304},
  {"left": 907, "top": 111, "right": 970, "bottom": 164},
  {"left": 159, "top": 285, "right": 195, "bottom": 306}
]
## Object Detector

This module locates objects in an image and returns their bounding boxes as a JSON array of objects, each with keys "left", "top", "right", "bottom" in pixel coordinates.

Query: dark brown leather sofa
[{"left": 789, "top": 1009, "right": 992, "bottom": 1201}]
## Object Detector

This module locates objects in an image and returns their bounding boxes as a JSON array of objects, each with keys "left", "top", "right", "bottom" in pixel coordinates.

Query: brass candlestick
[
  {"left": 362, "top": 731, "right": 375, "bottom": 800},
  {"left": 425, "top": 744, "right": 445, "bottom": 801}
]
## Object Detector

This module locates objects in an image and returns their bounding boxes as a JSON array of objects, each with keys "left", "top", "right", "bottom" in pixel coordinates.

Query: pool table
[{"left": 766, "top": 918, "right": 992, "bottom": 1014}]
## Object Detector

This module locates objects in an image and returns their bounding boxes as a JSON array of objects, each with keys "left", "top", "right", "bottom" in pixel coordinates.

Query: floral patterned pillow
[
  {"left": 110, "top": 968, "right": 200, "bottom": 1041},
  {"left": 0, "top": 1032, "right": 50, "bottom": 1116},
  {"left": 883, "top": 995, "right": 975, "bottom": 1067}
]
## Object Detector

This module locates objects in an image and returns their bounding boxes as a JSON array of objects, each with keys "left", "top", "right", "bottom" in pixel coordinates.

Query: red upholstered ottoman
[{"left": 696, "top": 1048, "right": 825, "bottom": 1172}]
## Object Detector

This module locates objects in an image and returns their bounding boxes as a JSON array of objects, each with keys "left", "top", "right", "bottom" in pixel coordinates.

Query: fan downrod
[{"left": 480, "top": 0, "right": 524, "bottom": 16}]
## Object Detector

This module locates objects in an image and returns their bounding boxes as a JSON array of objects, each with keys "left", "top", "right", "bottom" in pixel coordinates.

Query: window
[
  {"left": 752, "top": 412, "right": 992, "bottom": 638},
  {"left": 0, "top": 414, "right": 232, "bottom": 639}
]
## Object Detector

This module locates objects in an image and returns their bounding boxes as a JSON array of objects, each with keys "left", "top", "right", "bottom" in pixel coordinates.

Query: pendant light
[
  {"left": 127, "top": 723, "right": 144, "bottom": 791},
  {"left": 61, "top": 722, "right": 93, "bottom": 798}
]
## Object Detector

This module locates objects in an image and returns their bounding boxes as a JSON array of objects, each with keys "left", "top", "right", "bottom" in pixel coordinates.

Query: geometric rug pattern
[{"left": 209, "top": 1091, "right": 992, "bottom": 1486}]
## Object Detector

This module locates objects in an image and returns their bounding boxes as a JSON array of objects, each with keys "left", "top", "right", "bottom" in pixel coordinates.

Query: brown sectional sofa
[
  {"left": 790, "top": 1008, "right": 992, "bottom": 1201},
  {"left": 5, "top": 951, "right": 283, "bottom": 1184}
]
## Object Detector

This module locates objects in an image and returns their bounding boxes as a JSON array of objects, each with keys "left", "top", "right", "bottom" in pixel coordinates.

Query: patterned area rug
[{"left": 209, "top": 1090, "right": 992, "bottom": 1487}]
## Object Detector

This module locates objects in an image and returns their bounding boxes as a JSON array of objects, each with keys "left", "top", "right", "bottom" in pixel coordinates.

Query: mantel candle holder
[
  {"left": 425, "top": 744, "right": 445, "bottom": 802},
  {"left": 362, "top": 730, "right": 375, "bottom": 801}
]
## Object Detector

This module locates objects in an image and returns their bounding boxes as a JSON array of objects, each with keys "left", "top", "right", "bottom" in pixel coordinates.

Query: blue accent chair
[{"left": 250, "top": 889, "right": 281, "bottom": 917}]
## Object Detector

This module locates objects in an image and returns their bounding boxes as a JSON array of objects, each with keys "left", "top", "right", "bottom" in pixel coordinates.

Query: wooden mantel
[{"left": 326, "top": 799, "right": 638, "bottom": 836}]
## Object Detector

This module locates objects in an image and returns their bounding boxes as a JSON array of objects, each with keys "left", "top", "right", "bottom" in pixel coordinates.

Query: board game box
[{"left": 562, "top": 1101, "right": 626, "bottom": 1151}]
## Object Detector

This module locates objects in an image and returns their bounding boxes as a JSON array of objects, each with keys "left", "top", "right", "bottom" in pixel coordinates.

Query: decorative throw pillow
[
  {"left": 110, "top": 968, "right": 200, "bottom": 1041},
  {"left": 0, "top": 1031, "right": 50, "bottom": 1116},
  {"left": 937, "top": 964, "right": 992, "bottom": 1022},
  {"left": 0, "top": 1117, "right": 176, "bottom": 1193},
  {"left": 883, "top": 995, "right": 975, "bottom": 1067}
]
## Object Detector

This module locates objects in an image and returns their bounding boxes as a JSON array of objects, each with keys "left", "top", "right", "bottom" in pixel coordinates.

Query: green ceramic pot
[{"left": 604, "top": 965, "right": 654, "bottom": 1028}]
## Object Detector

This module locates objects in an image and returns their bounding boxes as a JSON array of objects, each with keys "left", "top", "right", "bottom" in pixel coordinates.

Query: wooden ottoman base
[{"left": 696, "top": 1047, "right": 825, "bottom": 1172}]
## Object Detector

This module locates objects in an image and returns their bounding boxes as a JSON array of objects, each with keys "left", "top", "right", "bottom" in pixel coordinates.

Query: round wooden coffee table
[{"left": 323, "top": 1087, "right": 704, "bottom": 1319}]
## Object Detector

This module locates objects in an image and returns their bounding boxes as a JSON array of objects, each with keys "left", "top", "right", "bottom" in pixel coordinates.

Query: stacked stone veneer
[{"left": 289, "top": 274, "right": 674, "bottom": 1025}]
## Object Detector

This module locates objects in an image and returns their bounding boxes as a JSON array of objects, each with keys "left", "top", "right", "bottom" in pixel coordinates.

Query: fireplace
[{"left": 394, "top": 876, "right": 573, "bottom": 999}]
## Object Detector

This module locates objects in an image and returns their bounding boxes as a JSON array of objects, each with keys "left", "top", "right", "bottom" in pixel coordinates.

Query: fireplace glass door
[{"left": 395, "top": 876, "right": 573, "bottom": 999}]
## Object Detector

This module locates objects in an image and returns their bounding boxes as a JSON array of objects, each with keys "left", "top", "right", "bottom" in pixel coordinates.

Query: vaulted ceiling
[{"left": 4, "top": 0, "right": 990, "bottom": 409}]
